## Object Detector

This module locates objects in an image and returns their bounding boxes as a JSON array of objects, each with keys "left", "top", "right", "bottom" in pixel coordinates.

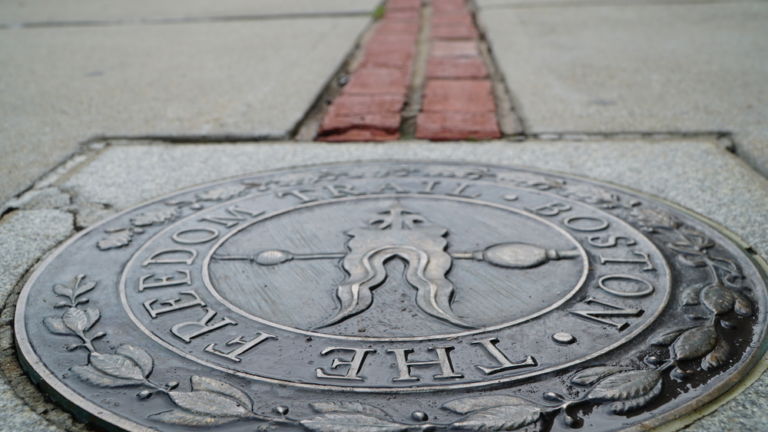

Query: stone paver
[
  {"left": 0, "top": 138, "right": 766, "bottom": 431},
  {"left": 0, "top": 0, "right": 380, "bottom": 25},
  {"left": 0, "top": 210, "right": 76, "bottom": 432},
  {"left": 0, "top": 16, "right": 369, "bottom": 204},
  {"left": 479, "top": 1, "right": 768, "bottom": 176}
]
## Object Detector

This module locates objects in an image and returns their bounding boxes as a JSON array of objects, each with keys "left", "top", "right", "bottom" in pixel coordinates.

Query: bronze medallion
[{"left": 14, "top": 161, "right": 768, "bottom": 431}]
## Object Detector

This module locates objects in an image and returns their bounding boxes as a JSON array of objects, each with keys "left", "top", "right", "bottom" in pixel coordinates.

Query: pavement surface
[
  {"left": 1, "top": 0, "right": 767, "bottom": 432},
  {"left": 0, "top": 3, "right": 375, "bottom": 204},
  {"left": 478, "top": 0, "right": 768, "bottom": 176}
]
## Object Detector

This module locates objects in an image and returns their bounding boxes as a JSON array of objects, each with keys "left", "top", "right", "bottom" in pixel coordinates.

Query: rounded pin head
[
  {"left": 255, "top": 249, "right": 293, "bottom": 265},
  {"left": 482, "top": 243, "right": 549, "bottom": 268}
]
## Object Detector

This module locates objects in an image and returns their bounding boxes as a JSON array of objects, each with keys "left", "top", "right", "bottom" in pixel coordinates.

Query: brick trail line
[{"left": 317, "top": 0, "right": 501, "bottom": 142}]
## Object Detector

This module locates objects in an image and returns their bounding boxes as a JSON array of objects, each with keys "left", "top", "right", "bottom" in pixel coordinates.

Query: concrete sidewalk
[
  {"left": 1, "top": 0, "right": 767, "bottom": 431},
  {"left": 0, "top": 0, "right": 379, "bottom": 204}
]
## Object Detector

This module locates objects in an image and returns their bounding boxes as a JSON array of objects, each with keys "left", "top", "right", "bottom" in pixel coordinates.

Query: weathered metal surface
[{"left": 14, "top": 161, "right": 768, "bottom": 431}]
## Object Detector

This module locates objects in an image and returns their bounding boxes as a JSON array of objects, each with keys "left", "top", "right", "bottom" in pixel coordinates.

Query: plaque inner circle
[{"left": 204, "top": 195, "right": 589, "bottom": 340}]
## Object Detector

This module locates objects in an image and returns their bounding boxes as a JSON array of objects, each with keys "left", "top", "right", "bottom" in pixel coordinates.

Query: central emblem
[{"left": 216, "top": 203, "right": 579, "bottom": 329}]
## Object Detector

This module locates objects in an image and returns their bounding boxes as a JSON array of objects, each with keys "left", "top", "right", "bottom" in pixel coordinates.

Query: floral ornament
[
  {"left": 43, "top": 275, "right": 101, "bottom": 352},
  {"left": 96, "top": 182, "right": 252, "bottom": 251},
  {"left": 44, "top": 275, "right": 297, "bottom": 429},
  {"left": 641, "top": 213, "right": 754, "bottom": 377},
  {"left": 630, "top": 207, "right": 681, "bottom": 232},
  {"left": 499, "top": 173, "right": 566, "bottom": 191}
]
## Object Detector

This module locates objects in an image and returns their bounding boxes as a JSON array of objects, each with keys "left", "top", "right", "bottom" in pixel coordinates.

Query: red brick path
[
  {"left": 416, "top": 0, "right": 500, "bottom": 140},
  {"left": 317, "top": 0, "right": 500, "bottom": 142}
]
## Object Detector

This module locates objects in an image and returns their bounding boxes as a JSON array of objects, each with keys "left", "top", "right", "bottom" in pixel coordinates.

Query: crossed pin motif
[{"left": 214, "top": 203, "right": 579, "bottom": 329}]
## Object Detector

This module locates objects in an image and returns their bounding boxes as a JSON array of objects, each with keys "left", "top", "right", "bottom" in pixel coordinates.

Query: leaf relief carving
[
  {"left": 72, "top": 365, "right": 145, "bottom": 388},
  {"left": 672, "top": 325, "right": 718, "bottom": 361},
  {"left": 89, "top": 352, "right": 146, "bottom": 382},
  {"left": 733, "top": 292, "right": 754, "bottom": 317},
  {"left": 190, "top": 376, "right": 252, "bottom": 411},
  {"left": 196, "top": 184, "right": 248, "bottom": 202},
  {"left": 300, "top": 413, "right": 406, "bottom": 432},
  {"left": 150, "top": 409, "right": 237, "bottom": 427},
  {"left": 43, "top": 317, "right": 71, "bottom": 335},
  {"left": 62, "top": 307, "right": 90, "bottom": 333},
  {"left": 97, "top": 229, "right": 133, "bottom": 250},
  {"left": 130, "top": 207, "right": 179, "bottom": 227},
  {"left": 451, "top": 405, "right": 542, "bottom": 431},
  {"left": 310, "top": 402, "right": 390, "bottom": 419},
  {"left": 702, "top": 338, "right": 730, "bottom": 371},
  {"left": 587, "top": 370, "right": 662, "bottom": 401},
  {"left": 608, "top": 380, "right": 663, "bottom": 414},
  {"left": 570, "top": 366, "right": 626, "bottom": 386},
  {"left": 168, "top": 391, "right": 253, "bottom": 418},
  {"left": 701, "top": 284, "right": 735, "bottom": 315},
  {"left": 116, "top": 345, "right": 153, "bottom": 377},
  {"left": 442, "top": 395, "right": 533, "bottom": 415}
]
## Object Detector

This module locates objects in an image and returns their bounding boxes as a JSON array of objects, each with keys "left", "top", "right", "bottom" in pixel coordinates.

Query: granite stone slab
[
  {"left": 0, "top": 17, "right": 369, "bottom": 204},
  {"left": 0, "top": 210, "right": 75, "bottom": 432},
  {"left": 478, "top": 1, "right": 768, "bottom": 176},
  {"left": 63, "top": 140, "right": 768, "bottom": 257},
  {"left": 0, "top": 0, "right": 379, "bottom": 25},
  {"left": 2, "top": 139, "right": 767, "bottom": 432}
]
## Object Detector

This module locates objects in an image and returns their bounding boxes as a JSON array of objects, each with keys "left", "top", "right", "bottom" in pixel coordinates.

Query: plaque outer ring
[{"left": 13, "top": 160, "right": 768, "bottom": 432}]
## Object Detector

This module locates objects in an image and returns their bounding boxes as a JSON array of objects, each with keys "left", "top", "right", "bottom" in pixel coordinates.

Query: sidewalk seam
[{"left": 0, "top": 11, "right": 376, "bottom": 30}]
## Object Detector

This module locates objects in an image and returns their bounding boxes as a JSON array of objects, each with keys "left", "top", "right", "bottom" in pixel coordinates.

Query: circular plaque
[{"left": 14, "top": 161, "right": 768, "bottom": 432}]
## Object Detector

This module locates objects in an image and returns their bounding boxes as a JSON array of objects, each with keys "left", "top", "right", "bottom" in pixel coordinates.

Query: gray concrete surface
[
  {"left": 0, "top": 139, "right": 766, "bottom": 431},
  {"left": 0, "top": 16, "right": 369, "bottom": 205},
  {"left": 63, "top": 140, "right": 768, "bottom": 257},
  {"left": 0, "top": 210, "right": 75, "bottom": 432},
  {"left": 0, "top": 0, "right": 380, "bottom": 25},
  {"left": 478, "top": 1, "right": 768, "bottom": 177}
]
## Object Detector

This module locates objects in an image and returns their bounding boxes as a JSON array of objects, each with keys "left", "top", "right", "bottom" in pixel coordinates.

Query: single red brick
[
  {"left": 361, "top": 48, "right": 415, "bottom": 70},
  {"left": 430, "top": 40, "right": 479, "bottom": 57},
  {"left": 415, "top": 112, "right": 500, "bottom": 140},
  {"left": 426, "top": 56, "right": 488, "bottom": 79},
  {"left": 366, "top": 33, "right": 418, "bottom": 51},
  {"left": 360, "top": 33, "right": 416, "bottom": 70},
  {"left": 388, "top": 0, "right": 421, "bottom": 11},
  {"left": 431, "top": 12, "right": 474, "bottom": 27},
  {"left": 319, "top": 128, "right": 400, "bottom": 142},
  {"left": 326, "top": 94, "right": 406, "bottom": 117},
  {"left": 431, "top": 22, "right": 478, "bottom": 40},
  {"left": 432, "top": 0, "right": 467, "bottom": 13},
  {"left": 344, "top": 67, "right": 410, "bottom": 95},
  {"left": 321, "top": 112, "right": 401, "bottom": 133},
  {"left": 374, "top": 20, "right": 420, "bottom": 38},
  {"left": 385, "top": 9, "right": 420, "bottom": 21},
  {"left": 421, "top": 79, "right": 496, "bottom": 112}
]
